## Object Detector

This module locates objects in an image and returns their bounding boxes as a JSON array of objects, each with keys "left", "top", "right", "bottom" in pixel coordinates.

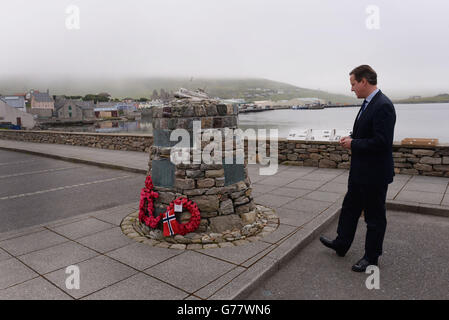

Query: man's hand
[{"left": 339, "top": 136, "right": 352, "bottom": 149}]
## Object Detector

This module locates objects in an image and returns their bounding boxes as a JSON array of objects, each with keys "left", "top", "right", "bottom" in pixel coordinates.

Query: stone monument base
[{"left": 121, "top": 205, "right": 279, "bottom": 250}]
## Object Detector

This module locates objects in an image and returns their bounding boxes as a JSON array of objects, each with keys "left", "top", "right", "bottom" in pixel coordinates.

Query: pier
[{"left": 239, "top": 104, "right": 362, "bottom": 114}]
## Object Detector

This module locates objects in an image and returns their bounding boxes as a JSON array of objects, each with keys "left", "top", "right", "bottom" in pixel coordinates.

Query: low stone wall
[
  {"left": 276, "top": 140, "right": 351, "bottom": 169},
  {"left": 0, "top": 130, "right": 153, "bottom": 152},
  {"left": 392, "top": 146, "right": 449, "bottom": 177},
  {"left": 1, "top": 130, "right": 448, "bottom": 177},
  {"left": 274, "top": 139, "right": 449, "bottom": 177}
]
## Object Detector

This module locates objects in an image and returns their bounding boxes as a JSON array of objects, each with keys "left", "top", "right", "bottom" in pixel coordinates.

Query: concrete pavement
[
  {"left": 245, "top": 209, "right": 449, "bottom": 299},
  {"left": 0, "top": 149, "right": 144, "bottom": 233},
  {"left": 2, "top": 140, "right": 448, "bottom": 211},
  {"left": 0, "top": 139, "right": 448, "bottom": 299},
  {"left": 0, "top": 139, "right": 148, "bottom": 174}
]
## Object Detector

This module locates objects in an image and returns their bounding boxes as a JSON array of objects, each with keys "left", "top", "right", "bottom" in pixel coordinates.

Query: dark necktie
[{"left": 357, "top": 99, "right": 367, "bottom": 121}]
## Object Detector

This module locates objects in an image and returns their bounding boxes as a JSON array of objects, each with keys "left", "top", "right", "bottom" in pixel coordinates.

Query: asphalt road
[
  {"left": 246, "top": 210, "right": 449, "bottom": 299},
  {"left": 0, "top": 149, "right": 145, "bottom": 233}
]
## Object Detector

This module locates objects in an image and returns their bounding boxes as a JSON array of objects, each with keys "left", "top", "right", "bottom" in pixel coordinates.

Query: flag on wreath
[{"left": 162, "top": 209, "right": 179, "bottom": 236}]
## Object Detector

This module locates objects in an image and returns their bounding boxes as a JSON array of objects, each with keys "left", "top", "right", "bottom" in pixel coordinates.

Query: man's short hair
[{"left": 350, "top": 65, "right": 377, "bottom": 85}]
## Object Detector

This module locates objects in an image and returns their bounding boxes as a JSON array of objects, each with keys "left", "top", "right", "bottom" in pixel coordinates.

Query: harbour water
[
  {"left": 238, "top": 103, "right": 449, "bottom": 144},
  {"left": 53, "top": 103, "right": 449, "bottom": 144}
]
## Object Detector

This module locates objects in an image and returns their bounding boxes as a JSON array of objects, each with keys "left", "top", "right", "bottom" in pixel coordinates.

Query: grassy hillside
[
  {"left": 0, "top": 76, "right": 359, "bottom": 104},
  {"left": 394, "top": 94, "right": 449, "bottom": 104}
]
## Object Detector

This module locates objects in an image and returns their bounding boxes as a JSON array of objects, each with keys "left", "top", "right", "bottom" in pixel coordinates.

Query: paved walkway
[
  {"left": 0, "top": 140, "right": 448, "bottom": 299},
  {"left": 2, "top": 140, "right": 448, "bottom": 210},
  {"left": 246, "top": 209, "right": 449, "bottom": 299}
]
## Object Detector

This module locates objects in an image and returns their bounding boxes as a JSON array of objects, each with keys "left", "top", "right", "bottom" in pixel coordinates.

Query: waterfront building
[
  {"left": 0, "top": 95, "right": 26, "bottom": 112},
  {"left": 29, "top": 89, "right": 54, "bottom": 118},
  {"left": 0, "top": 99, "right": 35, "bottom": 129},
  {"left": 55, "top": 98, "right": 95, "bottom": 120},
  {"left": 94, "top": 103, "right": 119, "bottom": 118}
]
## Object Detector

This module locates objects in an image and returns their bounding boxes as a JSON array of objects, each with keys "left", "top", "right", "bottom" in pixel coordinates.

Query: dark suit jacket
[{"left": 349, "top": 90, "right": 396, "bottom": 185}]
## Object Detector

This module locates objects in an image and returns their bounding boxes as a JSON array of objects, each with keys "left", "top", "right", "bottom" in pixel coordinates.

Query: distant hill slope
[
  {"left": 0, "top": 77, "right": 359, "bottom": 104},
  {"left": 394, "top": 93, "right": 449, "bottom": 104}
]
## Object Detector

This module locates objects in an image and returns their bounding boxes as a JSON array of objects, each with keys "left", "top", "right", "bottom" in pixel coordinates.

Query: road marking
[
  {"left": 0, "top": 159, "right": 38, "bottom": 166},
  {"left": 0, "top": 175, "right": 132, "bottom": 200},
  {"left": 0, "top": 167, "right": 79, "bottom": 179}
]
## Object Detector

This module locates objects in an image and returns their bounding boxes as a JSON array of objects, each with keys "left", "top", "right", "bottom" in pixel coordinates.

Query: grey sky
[{"left": 1, "top": 0, "right": 448, "bottom": 98}]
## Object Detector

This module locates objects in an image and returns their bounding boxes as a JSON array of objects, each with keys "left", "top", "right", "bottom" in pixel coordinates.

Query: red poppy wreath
[
  {"left": 138, "top": 176, "right": 161, "bottom": 229},
  {"left": 167, "top": 197, "right": 201, "bottom": 235}
]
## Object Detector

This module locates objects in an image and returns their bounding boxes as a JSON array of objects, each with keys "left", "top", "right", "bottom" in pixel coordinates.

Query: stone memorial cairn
[{"left": 123, "top": 90, "right": 279, "bottom": 248}]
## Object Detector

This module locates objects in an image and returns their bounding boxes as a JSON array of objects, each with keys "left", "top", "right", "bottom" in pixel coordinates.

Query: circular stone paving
[{"left": 120, "top": 204, "right": 279, "bottom": 250}]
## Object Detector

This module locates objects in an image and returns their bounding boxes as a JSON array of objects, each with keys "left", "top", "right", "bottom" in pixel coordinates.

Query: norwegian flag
[{"left": 162, "top": 210, "right": 179, "bottom": 237}]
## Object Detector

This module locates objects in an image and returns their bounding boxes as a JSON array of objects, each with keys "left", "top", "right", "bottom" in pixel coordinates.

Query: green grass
[{"left": 394, "top": 94, "right": 449, "bottom": 104}]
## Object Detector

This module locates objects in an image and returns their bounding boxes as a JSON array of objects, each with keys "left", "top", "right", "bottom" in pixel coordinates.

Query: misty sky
[{"left": 1, "top": 0, "right": 448, "bottom": 98}]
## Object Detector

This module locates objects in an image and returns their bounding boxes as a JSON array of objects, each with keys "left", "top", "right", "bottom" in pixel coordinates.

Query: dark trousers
[{"left": 335, "top": 182, "right": 388, "bottom": 262}]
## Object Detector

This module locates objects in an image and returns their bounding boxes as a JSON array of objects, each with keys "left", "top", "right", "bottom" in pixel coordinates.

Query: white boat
[
  {"left": 312, "top": 129, "right": 333, "bottom": 141},
  {"left": 332, "top": 129, "right": 352, "bottom": 141},
  {"left": 287, "top": 129, "right": 311, "bottom": 140},
  {"left": 291, "top": 105, "right": 307, "bottom": 110},
  {"left": 288, "top": 128, "right": 352, "bottom": 141}
]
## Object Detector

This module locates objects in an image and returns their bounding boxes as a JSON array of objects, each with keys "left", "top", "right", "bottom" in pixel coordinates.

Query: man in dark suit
[{"left": 320, "top": 65, "right": 396, "bottom": 272}]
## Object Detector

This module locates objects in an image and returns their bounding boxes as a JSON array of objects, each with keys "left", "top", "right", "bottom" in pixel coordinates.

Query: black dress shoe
[
  {"left": 319, "top": 236, "right": 346, "bottom": 257},
  {"left": 351, "top": 257, "right": 378, "bottom": 272}
]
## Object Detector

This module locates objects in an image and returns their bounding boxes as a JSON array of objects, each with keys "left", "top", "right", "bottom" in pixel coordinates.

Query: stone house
[
  {"left": 55, "top": 99, "right": 95, "bottom": 120},
  {"left": 30, "top": 90, "right": 54, "bottom": 118}
]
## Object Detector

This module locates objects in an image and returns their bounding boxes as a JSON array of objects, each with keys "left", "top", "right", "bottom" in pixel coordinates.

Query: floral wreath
[
  {"left": 167, "top": 197, "right": 201, "bottom": 235},
  {"left": 138, "top": 176, "right": 162, "bottom": 229}
]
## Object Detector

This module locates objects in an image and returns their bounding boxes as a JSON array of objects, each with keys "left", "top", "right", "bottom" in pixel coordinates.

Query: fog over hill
[
  {"left": 0, "top": 76, "right": 360, "bottom": 104},
  {"left": 2, "top": 1, "right": 448, "bottom": 100}
]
